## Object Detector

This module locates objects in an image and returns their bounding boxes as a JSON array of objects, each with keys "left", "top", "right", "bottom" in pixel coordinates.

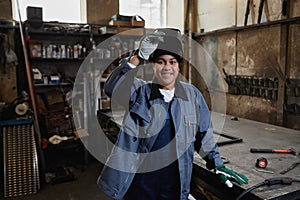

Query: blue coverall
[{"left": 97, "top": 58, "right": 224, "bottom": 200}]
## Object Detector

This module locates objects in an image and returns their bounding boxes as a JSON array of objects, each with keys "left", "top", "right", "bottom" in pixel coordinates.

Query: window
[
  {"left": 12, "top": 0, "right": 166, "bottom": 27},
  {"left": 12, "top": 0, "right": 86, "bottom": 23},
  {"left": 119, "top": 0, "right": 166, "bottom": 28}
]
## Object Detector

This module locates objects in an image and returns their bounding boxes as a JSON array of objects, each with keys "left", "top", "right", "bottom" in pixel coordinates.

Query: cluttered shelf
[
  {"left": 35, "top": 83, "right": 72, "bottom": 87},
  {"left": 26, "top": 20, "right": 146, "bottom": 146}
]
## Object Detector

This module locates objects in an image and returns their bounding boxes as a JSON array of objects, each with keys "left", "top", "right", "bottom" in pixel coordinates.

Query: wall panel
[{"left": 194, "top": 20, "right": 300, "bottom": 129}]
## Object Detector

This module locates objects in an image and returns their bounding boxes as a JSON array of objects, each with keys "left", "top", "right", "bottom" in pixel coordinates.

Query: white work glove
[
  {"left": 188, "top": 194, "right": 197, "bottom": 200},
  {"left": 137, "top": 33, "right": 164, "bottom": 60},
  {"left": 49, "top": 135, "right": 68, "bottom": 145}
]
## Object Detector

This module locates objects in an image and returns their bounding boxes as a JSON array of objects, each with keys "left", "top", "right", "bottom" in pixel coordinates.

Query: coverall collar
[{"left": 149, "top": 79, "right": 188, "bottom": 101}]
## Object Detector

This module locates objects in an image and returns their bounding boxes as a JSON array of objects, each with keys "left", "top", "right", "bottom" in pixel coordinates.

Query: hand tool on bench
[
  {"left": 250, "top": 148, "right": 298, "bottom": 156},
  {"left": 280, "top": 162, "right": 300, "bottom": 175}
]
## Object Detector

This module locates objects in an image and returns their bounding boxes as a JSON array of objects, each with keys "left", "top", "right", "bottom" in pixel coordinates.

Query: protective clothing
[
  {"left": 137, "top": 33, "right": 164, "bottom": 60},
  {"left": 149, "top": 28, "right": 183, "bottom": 63},
  {"left": 97, "top": 58, "right": 223, "bottom": 200}
]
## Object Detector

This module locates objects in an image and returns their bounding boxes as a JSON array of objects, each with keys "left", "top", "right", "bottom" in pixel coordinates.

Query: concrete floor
[
  {"left": 2, "top": 161, "right": 112, "bottom": 200},
  {"left": 2, "top": 114, "right": 300, "bottom": 200}
]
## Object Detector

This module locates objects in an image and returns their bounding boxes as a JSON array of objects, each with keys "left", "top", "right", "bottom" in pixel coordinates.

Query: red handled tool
[{"left": 250, "top": 148, "right": 298, "bottom": 156}]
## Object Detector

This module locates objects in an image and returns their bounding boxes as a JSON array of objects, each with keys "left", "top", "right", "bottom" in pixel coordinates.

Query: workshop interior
[{"left": 0, "top": 0, "right": 299, "bottom": 199}]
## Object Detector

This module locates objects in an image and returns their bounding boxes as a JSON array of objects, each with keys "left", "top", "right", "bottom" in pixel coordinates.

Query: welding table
[{"left": 97, "top": 110, "right": 300, "bottom": 200}]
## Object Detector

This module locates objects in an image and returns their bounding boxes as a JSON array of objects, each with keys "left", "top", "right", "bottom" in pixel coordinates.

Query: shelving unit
[{"left": 23, "top": 21, "right": 147, "bottom": 172}]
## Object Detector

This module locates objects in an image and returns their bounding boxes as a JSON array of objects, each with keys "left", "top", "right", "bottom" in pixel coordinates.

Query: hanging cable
[{"left": 236, "top": 177, "right": 300, "bottom": 200}]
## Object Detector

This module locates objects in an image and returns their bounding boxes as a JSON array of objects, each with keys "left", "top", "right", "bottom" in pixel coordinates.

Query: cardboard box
[
  {"left": 108, "top": 20, "right": 131, "bottom": 26},
  {"left": 131, "top": 19, "right": 145, "bottom": 27},
  {"left": 108, "top": 15, "right": 145, "bottom": 27},
  {"left": 117, "top": 27, "right": 145, "bottom": 35},
  {"left": 29, "top": 41, "right": 42, "bottom": 58},
  {"left": 108, "top": 19, "right": 145, "bottom": 27}
]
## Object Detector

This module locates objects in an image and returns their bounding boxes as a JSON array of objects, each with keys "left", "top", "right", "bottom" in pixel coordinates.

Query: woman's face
[{"left": 153, "top": 54, "right": 180, "bottom": 90}]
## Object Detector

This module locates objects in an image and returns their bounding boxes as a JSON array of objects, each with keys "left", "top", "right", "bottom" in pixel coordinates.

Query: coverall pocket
[{"left": 184, "top": 115, "right": 197, "bottom": 142}]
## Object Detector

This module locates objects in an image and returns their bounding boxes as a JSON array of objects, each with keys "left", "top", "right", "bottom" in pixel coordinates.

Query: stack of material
[
  {"left": 1, "top": 119, "right": 40, "bottom": 197},
  {"left": 108, "top": 14, "right": 145, "bottom": 33}
]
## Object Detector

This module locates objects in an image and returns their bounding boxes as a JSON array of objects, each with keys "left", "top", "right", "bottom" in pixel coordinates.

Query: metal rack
[{"left": 1, "top": 119, "right": 40, "bottom": 197}]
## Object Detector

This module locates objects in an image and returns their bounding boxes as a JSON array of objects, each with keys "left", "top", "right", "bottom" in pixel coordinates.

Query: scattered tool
[
  {"left": 280, "top": 162, "right": 300, "bottom": 175},
  {"left": 256, "top": 157, "right": 268, "bottom": 168},
  {"left": 256, "top": 168, "right": 274, "bottom": 174},
  {"left": 250, "top": 148, "right": 298, "bottom": 156},
  {"left": 221, "top": 156, "right": 230, "bottom": 164}
]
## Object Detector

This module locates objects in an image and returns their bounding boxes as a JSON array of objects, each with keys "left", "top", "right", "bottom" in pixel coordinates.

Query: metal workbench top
[{"left": 192, "top": 113, "right": 300, "bottom": 200}]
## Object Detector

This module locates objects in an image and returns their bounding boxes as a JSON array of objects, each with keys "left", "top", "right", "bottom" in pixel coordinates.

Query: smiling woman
[
  {"left": 153, "top": 55, "right": 180, "bottom": 90},
  {"left": 12, "top": 0, "right": 86, "bottom": 23}
]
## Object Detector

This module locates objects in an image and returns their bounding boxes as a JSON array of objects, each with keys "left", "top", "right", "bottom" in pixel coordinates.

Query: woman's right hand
[{"left": 129, "top": 55, "right": 142, "bottom": 67}]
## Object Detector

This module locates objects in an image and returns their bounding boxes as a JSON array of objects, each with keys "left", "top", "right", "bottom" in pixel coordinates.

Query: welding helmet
[{"left": 148, "top": 28, "right": 183, "bottom": 63}]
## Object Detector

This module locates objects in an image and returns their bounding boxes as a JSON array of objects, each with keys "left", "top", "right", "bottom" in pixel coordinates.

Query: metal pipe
[
  {"left": 244, "top": 0, "right": 251, "bottom": 26},
  {"left": 188, "top": 0, "right": 192, "bottom": 84},
  {"left": 257, "top": 0, "right": 265, "bottom": 24},
  {"left": 15, "top": 0, "right": 40, "bottom": 134},
  {"left": 15, "top": 0, "right": 45, "bottom": 171},
  {"left": 193, "top": 16, "right": 300, "bottom": 38}
]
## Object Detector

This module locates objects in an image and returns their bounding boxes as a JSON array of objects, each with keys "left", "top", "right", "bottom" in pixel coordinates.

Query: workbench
[
  {"left": 97, "top": 110, "right": 300, "bottom": 200},
  {"left": 192, "top": 113, "right": 300, "bottom": 200}
]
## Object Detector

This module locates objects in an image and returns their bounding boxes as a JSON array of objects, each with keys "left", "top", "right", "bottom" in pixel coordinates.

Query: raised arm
[{"left": 103, "top": 55, "right": 145, "bottom": 107}]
